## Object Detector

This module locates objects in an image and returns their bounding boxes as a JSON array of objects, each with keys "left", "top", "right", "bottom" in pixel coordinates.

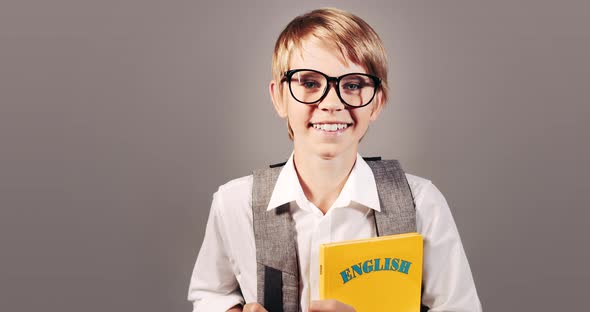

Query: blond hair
[{"left": 271, "top": 8, "right": 389, "bottom": 139}]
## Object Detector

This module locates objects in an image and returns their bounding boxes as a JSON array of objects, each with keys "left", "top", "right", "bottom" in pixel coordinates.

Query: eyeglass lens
[{"left": 289, "top": 70, "right": 377, "bottom": 106}]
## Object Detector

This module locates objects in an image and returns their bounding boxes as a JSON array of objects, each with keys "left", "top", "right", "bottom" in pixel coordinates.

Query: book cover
[{"left": 319, "top": 232, "right": 423, "bottom": 312}]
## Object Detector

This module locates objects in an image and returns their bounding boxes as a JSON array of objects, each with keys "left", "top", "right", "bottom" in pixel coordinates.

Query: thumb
[{"left": 243, "top": 302, "right": 269, "bottom": 312}]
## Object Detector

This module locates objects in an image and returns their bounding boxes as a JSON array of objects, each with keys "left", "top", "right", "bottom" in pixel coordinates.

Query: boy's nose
[{"left": 317, "top": 83, "right": 345, "bottom": 111}]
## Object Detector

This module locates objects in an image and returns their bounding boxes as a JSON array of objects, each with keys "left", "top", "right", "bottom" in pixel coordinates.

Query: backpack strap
[
  {"left": 252, "top": 166, "right": 299, "bottom": 312},
  {"left": 366, "top": 159, "right": 417, "bottom": 235}
]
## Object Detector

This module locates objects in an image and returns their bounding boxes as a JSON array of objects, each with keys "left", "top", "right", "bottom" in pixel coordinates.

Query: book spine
[{"left": 319, "top": 245, "right": 325, "bottom": 299}]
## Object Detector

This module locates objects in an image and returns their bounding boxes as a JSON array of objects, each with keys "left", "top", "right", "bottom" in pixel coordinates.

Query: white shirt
[{"left": 188, "top": 153, "right": 482, "bottom": 312}]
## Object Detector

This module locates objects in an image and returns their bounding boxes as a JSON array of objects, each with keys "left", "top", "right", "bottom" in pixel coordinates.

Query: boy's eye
[
  {"left": 342, "top": 82, "right": 362, "bottom": 90},
  {"left": 341, "top": 75, "right": 373, "bottom": 92},
  {"left": 293, "top": 71, "right": 324, "bottom": 90},
  {"left": 299, "top": 80, "right": 321, "bottom": 89}
]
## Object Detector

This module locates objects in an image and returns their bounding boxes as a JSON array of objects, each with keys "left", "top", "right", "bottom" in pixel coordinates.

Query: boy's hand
[
  {"left": 226, "top": 304, "right": 244, "bottom": 312},
  {"left": 227, "top": 300, "right": 355, "bottom": 312},
  {"left": 242, "top": 302, "right": 269, "bottom": 312},
  {"left": 309, "top": 299, "right": 356, "bottom": 312}
]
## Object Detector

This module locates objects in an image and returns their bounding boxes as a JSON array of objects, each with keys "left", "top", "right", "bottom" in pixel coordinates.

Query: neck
[{"left": 293, "top": 148, "right": 357, "bottom": 214}]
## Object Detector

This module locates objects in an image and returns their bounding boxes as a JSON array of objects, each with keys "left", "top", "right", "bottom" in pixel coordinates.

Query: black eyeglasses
[{"left": 281, "top": 69, "right": 382, "bottom": 108}]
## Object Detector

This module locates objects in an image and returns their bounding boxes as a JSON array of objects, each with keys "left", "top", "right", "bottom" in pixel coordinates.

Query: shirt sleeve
[
  {"left": 188, "top": 191, "right": 245, "bottom": 312},
  {"left": 416, "top": 182, "right": 483, "bottom": 312}
]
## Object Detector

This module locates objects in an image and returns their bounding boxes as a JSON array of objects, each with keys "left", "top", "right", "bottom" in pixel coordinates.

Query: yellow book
[{"left": 319, "top": 232, "right": 423, "bottom": 312}]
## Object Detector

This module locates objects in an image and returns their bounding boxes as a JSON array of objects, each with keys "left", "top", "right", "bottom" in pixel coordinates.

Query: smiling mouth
[{"left": 309, "top": 122, "right": 353, "bottom": 132}]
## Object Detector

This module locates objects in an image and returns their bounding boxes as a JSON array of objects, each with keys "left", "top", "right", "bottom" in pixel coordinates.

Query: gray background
[{"left": 1, "top": 0, "right": 589, "bottom": 311}]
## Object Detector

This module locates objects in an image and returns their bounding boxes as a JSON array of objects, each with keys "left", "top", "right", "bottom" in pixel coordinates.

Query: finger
[
  {"left": 309, "top": 299, "right": 355, "bottom": 312},
  {"left": 242, "top": 302, "right": 269, "bottom": 312},
  {"left": 309, "top": 299, "right": 337, "bottom": 311},
  {"left": 226, "top": 304, "right": 243, "bottom": 312}
]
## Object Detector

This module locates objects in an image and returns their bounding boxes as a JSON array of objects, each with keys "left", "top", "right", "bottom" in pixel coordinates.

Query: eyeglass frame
[{"left": 280, "top": 69, "right": 382, "bottom": 108}]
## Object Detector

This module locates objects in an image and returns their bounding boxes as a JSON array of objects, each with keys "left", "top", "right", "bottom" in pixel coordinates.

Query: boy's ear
[
  {"left": 369, "top": 90, "right": 384, "bottom": 121},
  {"left": 269, "top": 80, "right": 288, "bottom": 118}
]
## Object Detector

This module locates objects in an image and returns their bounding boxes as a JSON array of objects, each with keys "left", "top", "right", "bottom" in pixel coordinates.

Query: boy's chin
[
  {"left": 294, "top": 136, "right": 359, "bottom": 160},
  {"left": 312, "top": 144, "right": 357, "bottom": 160}
]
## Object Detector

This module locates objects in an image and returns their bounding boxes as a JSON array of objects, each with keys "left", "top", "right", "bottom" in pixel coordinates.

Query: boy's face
[{"left": 270, "top": 36, "right": 383, "bottom": 160}]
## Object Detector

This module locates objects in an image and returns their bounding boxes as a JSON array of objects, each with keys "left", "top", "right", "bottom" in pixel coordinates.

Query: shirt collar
[{"left": 266, "top": 152, "right": 381, "bottom": 212}]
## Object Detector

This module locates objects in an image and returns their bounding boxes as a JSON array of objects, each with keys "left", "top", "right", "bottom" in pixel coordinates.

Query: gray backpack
[{"left": 251, "top": 157, "right": 428, "bottom": 312}]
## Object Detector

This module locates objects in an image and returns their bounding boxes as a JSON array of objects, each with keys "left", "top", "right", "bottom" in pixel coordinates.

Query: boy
[{"left": 188, "top": 8, "right": 482, "bottom": 312}]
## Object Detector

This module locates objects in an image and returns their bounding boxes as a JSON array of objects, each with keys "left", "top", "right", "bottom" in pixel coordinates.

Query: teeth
[{"left": 312, "top": 123, "right": 349, "bottom": 131}]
